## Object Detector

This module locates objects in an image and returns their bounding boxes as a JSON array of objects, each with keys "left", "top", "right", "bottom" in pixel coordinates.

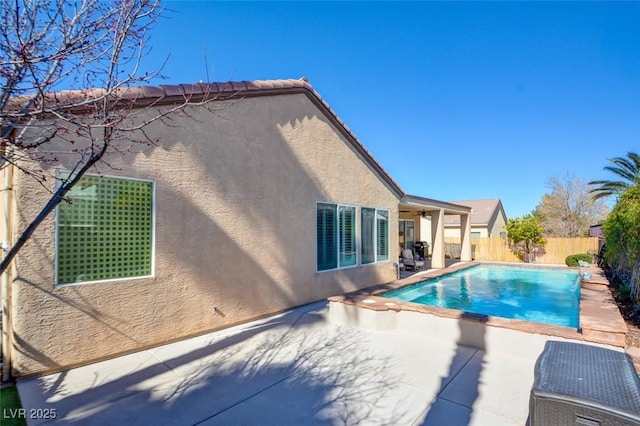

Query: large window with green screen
[{"left": 56, "top": 175, "right": 154, "bottom": 285}]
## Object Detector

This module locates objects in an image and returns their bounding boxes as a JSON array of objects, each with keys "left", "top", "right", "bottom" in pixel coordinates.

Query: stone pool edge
[{"left": 328, "top": 261, "right": 628, "bottom": 349}]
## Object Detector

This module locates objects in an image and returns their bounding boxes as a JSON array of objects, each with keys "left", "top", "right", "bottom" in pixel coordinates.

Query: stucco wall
[
  {"left": 489, "top": 210, "right": 507, "bottom": 237},
  {"left": 10, "top": 93, "right": 400, "bottom": 376},
  {"left": 444, "top": 226, "right": 488, "bottom": 239}
]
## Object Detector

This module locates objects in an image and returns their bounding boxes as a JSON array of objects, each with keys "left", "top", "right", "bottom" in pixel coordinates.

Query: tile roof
[{"left": 14, "top": 78, "right": 405, "bottom": 197}]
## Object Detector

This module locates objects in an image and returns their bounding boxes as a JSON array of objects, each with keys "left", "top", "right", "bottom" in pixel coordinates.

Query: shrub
[
  {"left": 565, "top": 253, "right": 594, "bottom": 267},
  {"left": 603, "top": 186, "right": 640, "bottom": 301},
  {"left": 619, "top": 284, "right": 632, "bottom": 302}
]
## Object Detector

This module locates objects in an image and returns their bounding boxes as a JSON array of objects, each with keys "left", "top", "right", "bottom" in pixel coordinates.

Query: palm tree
[{"left": 589, "top": 152, "right": 640, "bottom": 200}]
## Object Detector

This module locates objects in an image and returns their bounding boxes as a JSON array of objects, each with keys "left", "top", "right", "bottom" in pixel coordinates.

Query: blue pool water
[{"left": 383, "top": 265, "right": 581, "bottom": 328}]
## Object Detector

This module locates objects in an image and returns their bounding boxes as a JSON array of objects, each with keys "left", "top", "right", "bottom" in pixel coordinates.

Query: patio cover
[{"left": 400, "top": 195, "right": 472, "bottom": 268}]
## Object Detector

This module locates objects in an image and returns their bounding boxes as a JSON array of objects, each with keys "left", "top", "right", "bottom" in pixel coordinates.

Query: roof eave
[{"left": 401, "top": 194, "right": 472, "bottom": 214}]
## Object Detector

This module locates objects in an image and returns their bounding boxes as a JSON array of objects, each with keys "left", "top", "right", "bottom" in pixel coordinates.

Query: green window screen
[{"left": 57, "top": 175, "right": 154, "bottom": 284}]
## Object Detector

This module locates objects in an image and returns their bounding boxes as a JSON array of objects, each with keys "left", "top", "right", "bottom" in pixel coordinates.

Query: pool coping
[{"left": 328, "top": 261, "right": 628, "bottom": 348}]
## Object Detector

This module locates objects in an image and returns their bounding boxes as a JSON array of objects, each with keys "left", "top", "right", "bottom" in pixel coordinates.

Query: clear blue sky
[{"left": 145, "top": 1, "right": 640, "bottom": 218}]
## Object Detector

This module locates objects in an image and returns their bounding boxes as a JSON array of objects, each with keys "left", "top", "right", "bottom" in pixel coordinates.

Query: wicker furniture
[
  {"left": 400, "top": 248, "right": 424, "bottom": 271},
  {"left": 530, "top": 341, "right": 640, "bottom": 425}
]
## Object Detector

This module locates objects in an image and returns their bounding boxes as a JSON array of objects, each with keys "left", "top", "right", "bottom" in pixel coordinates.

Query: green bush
[
  {"left": 619, "top": 284, "right": 632, "bottom": 302},
  {"left": 565, "top": 253, "right": 594, "bottom": 267},
  {"left": 603, "top": 186, "right": 640, "bottom": 301}
]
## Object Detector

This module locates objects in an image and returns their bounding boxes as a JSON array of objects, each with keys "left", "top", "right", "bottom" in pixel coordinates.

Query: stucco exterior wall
[
  {"left": 9, "top": 93, "right": 400, "bottom": 377},
  {"left": 418, "top": 216, "right": 432, "bottom": 247},
  {"left": 444, "top": 226, "right": 456, "bottom": 239},
  {"left": 444, "top": 226, "right": 489, "bottom": 239},
  {"left": 489, "top": 211, "right": 507, "bottom": 237}
]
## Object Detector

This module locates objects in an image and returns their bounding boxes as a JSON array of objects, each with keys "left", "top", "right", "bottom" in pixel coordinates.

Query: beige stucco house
[
  {"left": 1, "top": 78, "right": 471, "bottom": 378},
  {"left": 443, "top": 199, "right": 507, "bottom": 239}
]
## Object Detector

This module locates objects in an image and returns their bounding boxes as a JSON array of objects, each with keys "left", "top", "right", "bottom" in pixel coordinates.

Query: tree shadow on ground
[
  {"left": 419, "top": 313, "right": 486, "bottom": 425},
  {"left": 12, "top": 93, "right": 397, "bottom": 376},
  {"left": 20, "top": 303, "right": 415, "bottom": 425}
]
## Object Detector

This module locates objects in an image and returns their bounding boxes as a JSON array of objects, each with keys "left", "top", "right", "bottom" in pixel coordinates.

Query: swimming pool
[{"left": 382, "top": 264, "right": 581, "bottom": 328}]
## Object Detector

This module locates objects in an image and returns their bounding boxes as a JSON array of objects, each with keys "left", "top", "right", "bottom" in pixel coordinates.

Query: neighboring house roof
[{"left": 443, "top": 199, "right": 507, "bottom": 226}]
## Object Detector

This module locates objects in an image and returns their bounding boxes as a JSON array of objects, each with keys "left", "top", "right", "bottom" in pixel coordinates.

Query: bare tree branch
[
  {"left": 533, "top": 173, "right": 610, "bottom": 238},
  {"left": 0, "top": 0, "right": 223, "bottom": 276}
]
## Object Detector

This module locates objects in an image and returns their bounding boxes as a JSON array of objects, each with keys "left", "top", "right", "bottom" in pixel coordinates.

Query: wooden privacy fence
[{"left": 444, "top": 237, "right": 599, "bottom": 265}]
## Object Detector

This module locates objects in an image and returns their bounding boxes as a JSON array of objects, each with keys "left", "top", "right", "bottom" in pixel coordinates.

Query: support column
[
  {"left": 430, "top": 209, "right": 445, "bottom": 268},
  {"left": 460, "top": 213, "right": 472, "bottom": 261},
  {"left": 1, "top": 165, "right": 13, "bottom": 382}
]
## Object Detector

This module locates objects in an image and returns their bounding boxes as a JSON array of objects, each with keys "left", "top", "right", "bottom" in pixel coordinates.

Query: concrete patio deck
[{"left": 17, "top": 300, "right": 540, "bottom": 426}]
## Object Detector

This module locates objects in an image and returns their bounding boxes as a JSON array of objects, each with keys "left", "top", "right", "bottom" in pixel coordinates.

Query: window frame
[
  {"left": 317, "top": 203, "right": 392, "bottom": 272},
  {"left": 338, "top": 204, "right": 358, "bottom": 268},
  {"left": 316, "top": 202, "right": 359, "bottom": 272},
  {"left": 361, "top": 206, "right": 391, "bottom": 265},
  {"left": 54, "top": 172, "right": 156, "bottom": 286},
  {"left": 360, "top": 207, "right": 377, "bottom": 265},
  {"left": 399, "top": 219, "right": 416, "bottom": 251},
  {"left": 376, "top": 208, "right": 390, "bottom": 262},
  {"left": 316, "top": 202, "right": 338, "bottom": 272}
]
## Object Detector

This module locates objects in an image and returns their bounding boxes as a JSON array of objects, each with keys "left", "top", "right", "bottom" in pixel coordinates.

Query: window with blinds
[
  {"left": 56, "top": 174, "right": 154, "bottom": 285},
  {"left": 361, "top": 207, "right": 376, "bottom": 264},
  {"left": 317, "top": 202, "right": 359, "bottom": 271},
  {"left": 377, "top": 209, "right": 389, "bottom": 261},
  {"left": 318, "top": 202, "right": 390, "bottom": 272},
  {"left": 339, "top": 205, "right": 357, "bottom": 267},
  {"left": 316, "top": 203, "right": 337, "bottom": 271},
  {"left": 361, "top": 207, "right": 390, "bottom": 264}
]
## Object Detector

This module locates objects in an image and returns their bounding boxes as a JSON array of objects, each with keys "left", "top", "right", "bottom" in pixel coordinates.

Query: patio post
[
  {"left": 460, "top": 213, "right": 472, "bottom": 261},
  {"left": 430, "top": 209, "right": 445, "bottom": 268}
]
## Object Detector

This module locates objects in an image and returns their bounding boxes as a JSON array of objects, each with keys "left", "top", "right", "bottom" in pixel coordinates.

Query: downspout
[{"left": 2, "top": 161, "right": 14, "bottom": 382}]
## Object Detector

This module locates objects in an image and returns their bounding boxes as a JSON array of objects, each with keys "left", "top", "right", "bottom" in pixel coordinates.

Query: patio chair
[{"left": 401, "top": 248, "right": 424, "bottom": 271}]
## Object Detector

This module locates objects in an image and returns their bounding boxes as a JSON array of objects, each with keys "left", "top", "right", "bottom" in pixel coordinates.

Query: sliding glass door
[{"left": 398, "top": 220, "right": 415, "bottom": 252}]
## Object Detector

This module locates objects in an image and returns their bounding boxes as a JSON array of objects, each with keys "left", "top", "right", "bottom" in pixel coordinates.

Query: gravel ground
[
  {"left": 610, "top": 286, "right": 640, "bottom": 348},
  {"left": 610, "top": 287, "right": 640, "bottom": 373},
  {"left": 611, "top": 288, "right": 640, "bottom": 377},
  {"left": 621, "top": 304, "right": 640, "bottom": 348}
]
